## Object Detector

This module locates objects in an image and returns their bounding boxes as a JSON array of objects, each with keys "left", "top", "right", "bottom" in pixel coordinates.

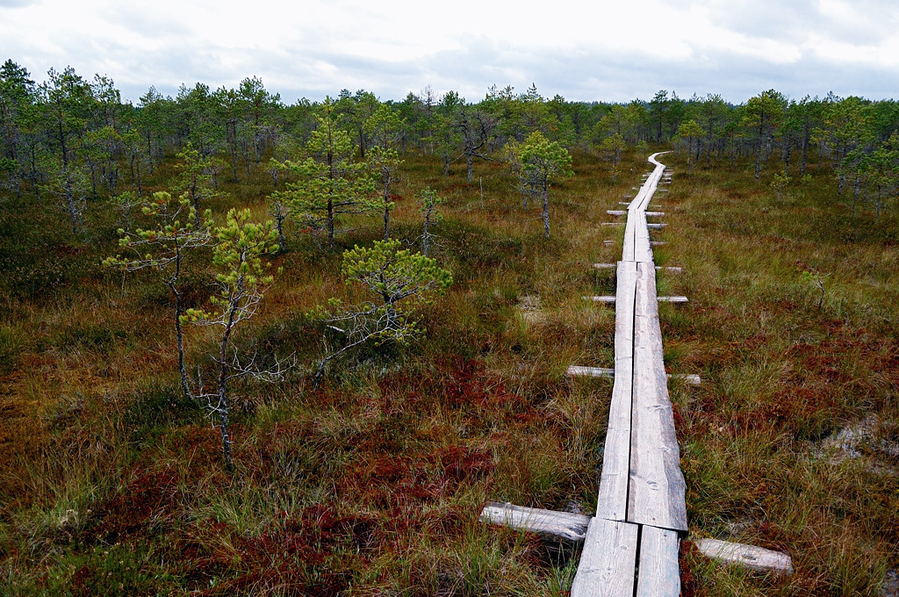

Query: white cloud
[{"left": 1, "top": 0, "right": 898, "bottom": 103}]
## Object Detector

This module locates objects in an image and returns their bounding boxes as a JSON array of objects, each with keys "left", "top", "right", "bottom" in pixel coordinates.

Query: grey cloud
[
  {"left": 25, "top": 9, "right": 899, "bottom": 107},
  {"left": 703, "top": 0, "right": 899, "bottom": 48}
]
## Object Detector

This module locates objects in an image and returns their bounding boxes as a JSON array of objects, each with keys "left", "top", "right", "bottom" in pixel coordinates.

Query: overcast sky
[{"left": 2, "top": 0, "right": 898, "bottom": 106}]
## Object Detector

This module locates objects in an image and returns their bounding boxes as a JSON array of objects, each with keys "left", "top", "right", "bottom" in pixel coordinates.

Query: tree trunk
[
  {"left": 171, "top": 282, "right": 192, "bottom": 400},
  {"left": 542, "top": 183, "right": 550, "bottom": 238},
  {"left": 327, "top": 195, "right": 335, "bottom": 249},
  {"left": 216, "top": 307, "right": 237, "bottom": 472}
]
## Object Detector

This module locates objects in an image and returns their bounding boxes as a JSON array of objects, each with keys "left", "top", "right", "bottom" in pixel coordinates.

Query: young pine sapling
[
  {"left": 313, "top": 239, "right": 452, "bottom": 384},
  {"left": 518, "top": 131, "right": 573, "bottom": 238},
  {"left": 104, "top": 191, "right": 211, "bottom": 399},
  {"left": 182, "top": 208, "right": 280, "bottom": 471}
]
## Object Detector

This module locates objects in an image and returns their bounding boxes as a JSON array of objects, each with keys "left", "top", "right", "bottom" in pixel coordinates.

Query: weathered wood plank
[
  {"left": 607, "top": 210, "right": 627, "bottom": 216},
  {"left": 479, "top": 502, "right": 591, "bottom": 544},
  {"left": 628, "top": 263, "right": 688, "bottom": 531},
  {"left": 584, "top": 295, "right": 685, "bottom": 304},
  {"left": 670, "top": 373, "right": 701, "bottom": 385},
  {"left": 645, "top": 211, "right": 665, "bottom": 217},
  {"left": 570, "top": 518, "right": 639, "bottom": 597},
  {"left": 596, "top": 262, "right": 637, "bottom": 521},
  {"left": 566, "top": 366, "right": 615, "bottom": 378},
  {"left": 567, "top": 367, "right": 700, "bottom": 386},
  {"left": 696, "top": 539, "right": 794, "bottom": 574},
  {"left": 593, "top": 263, "right": 617, "bottom": 269},
  {"left": 633, "top": 211, "right": 652, "bottom": 263},
  {"left": 602, "top": 222, "right": 625, "bottom": 226},
  {"left": 636, "top": 526, "right": 681, "bottom": 597},
  {"left": 647, "top": 223, "right": 666, "bottom": 230}
]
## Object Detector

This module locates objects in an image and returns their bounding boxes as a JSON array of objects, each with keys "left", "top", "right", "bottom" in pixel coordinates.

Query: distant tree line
[{"left": 4, "top": 59, "right": 899, "bottom": 225}]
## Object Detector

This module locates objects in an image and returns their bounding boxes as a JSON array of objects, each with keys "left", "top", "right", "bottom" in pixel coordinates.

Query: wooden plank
[
  {"left": 583, "top": 295, "right": 684, "bottom": 304},
  {"left": 479, "top": 502, "right": 590, "bottom": 544},
  {"left": 602, "top": 222, "right": 625, "bottom": 226},
  {"left": 593, "top": 263, "right": 617, "bottom": 269},
  {"left": 636, "top": 526, "right": 681, "bottom": 597},
  {"left": 645, "top": 211, "right": 665, "bottom": 217},
  {"left": 568, "top": 367, "right": 700, "bottom": 386},
  {"left": 596, "top": 262, "right": 637, "bottom": 521},
  {"left": 670, "top": 373, "right": 701, "bottom": 385},
  {"left": 570, "top": 518, "right": 639, "bottom": 597},
  {"left": 597, "top": 371, "right": 634, "bottom": 521},
  {"left": 647, "top": 223, "right": 666, "bottom": 230},
  {"left": 696, "top": 539, "right": 794, "bottom": 574},
  {"left": 567, "top": 366, "right": 615, "bottom": 378},
  {"left": 633, "top": 210, "right": 652, "bottom": 263},
  {"left": 628, "top": 263, "right": 688, "bottom": 531},
  {"left": 607, "top": 210, "right": 627, "bottom": 216},
  {"left": 585, "top": 295, "right": 617, "bottom": 303}
]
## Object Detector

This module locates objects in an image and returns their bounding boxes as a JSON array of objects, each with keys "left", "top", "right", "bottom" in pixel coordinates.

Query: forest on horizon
[{"left": 3, "top": 58, "right": 899, "bottom": 224}]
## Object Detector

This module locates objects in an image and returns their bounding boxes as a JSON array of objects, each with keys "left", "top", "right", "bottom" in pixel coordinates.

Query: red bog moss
[{"left": 91, "top": 469, "right": 180, "bottom": 544}]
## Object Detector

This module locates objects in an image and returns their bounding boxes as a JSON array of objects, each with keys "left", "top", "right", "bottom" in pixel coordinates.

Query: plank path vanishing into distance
[{"left": 570, "top": 152, "right": 686, "bottom": 597}]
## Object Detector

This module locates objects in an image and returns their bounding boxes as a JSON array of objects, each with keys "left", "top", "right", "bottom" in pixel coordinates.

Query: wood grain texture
[
  {"left": 596, "top": 262, "right": 637, "bottom": 521},
  {"left": 636, "top": 526, "right": 682, "bottom": 597},
  {"left": 566, "top": 366, "right": 615, "bottom": 378},
  {"left": 570, "top": 518, "right": 639, "bottom": 597},
  {"left": 567, "top": 367, "right": 700, "bottom": 386},
  {"left": 479, "top": 502, "right": 591, "bottom": 544},
  {"left": 628, "top": 263, "right": 687, "bottom": 531},
  {"left": 696, "top": 539, "right": 794, "bottom": 574}
]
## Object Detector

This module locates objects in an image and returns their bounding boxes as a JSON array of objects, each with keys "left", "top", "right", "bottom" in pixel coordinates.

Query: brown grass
[{"left": 0, "top": 147, "right": 896, "bottom": 595}]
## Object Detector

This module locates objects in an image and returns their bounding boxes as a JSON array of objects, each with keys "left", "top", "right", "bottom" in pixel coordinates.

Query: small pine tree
[
  {"left": 313, "top": 239, "right": 452, "bottom": 383},
  {"left": 182, "top": 208, "right": 278, "bottom": 471},
  {"left": 104, "top": 191, "right": 212, "bottom": 399}
]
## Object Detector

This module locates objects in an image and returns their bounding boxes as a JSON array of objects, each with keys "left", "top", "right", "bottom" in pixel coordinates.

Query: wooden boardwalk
[{"left": 570, "top": 153, "right": 686, "bottom": 596}]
